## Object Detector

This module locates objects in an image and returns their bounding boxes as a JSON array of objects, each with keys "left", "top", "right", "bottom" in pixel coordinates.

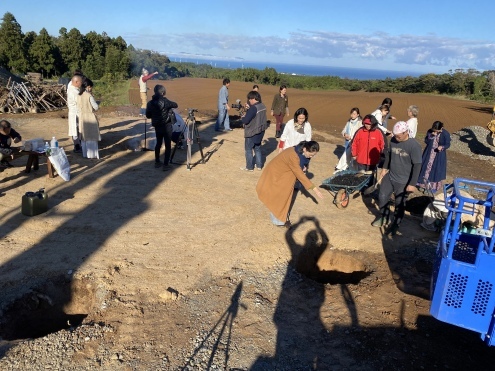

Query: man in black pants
[
  {"left": 372, "top": 121, "right": 422, "bottom": 235},
  {"left": 146, "top": 85, "right": 178, "bottom": 171}
]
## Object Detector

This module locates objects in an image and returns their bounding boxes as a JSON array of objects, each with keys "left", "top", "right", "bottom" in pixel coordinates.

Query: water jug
[{"left": 21, "top": 188, "right": 48, "bottom": 216}]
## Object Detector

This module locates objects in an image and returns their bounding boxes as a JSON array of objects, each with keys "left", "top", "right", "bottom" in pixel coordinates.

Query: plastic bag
[{"left": 48, "top": 148, "right": 70, "bottom": 181}]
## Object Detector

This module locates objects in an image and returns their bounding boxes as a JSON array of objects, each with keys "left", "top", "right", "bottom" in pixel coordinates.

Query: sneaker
[
  {"left": 255, "top": 166, "right": 262, "bottom": 171},
  {"left": 154, "top": 161, "right": 162, "bottom": 168},
  {"left": 224, "top": 128, "right": 233, "bottom": 131},
  {"left": 162, "top": 164, "right": 172, "bottom": 171},
  {"left": 371, "top": 216, "right": 384, "bottom": 227},
  {"left": 240, "top": 167, "right": 254, "bottom": 172}
]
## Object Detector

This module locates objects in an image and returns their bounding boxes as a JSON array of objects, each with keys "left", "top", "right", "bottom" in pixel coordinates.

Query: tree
[
  {"left": 57, "top": 27, "right": 85, "bottom": 74},
  {"left": 0, "top": 12, "right": 29, "bottom": 72},
  {"left": 29, "top": 28, "right": 57, "bottom": 77}
]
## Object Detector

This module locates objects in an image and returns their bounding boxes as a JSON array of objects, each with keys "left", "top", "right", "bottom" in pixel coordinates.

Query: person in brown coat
[{"left": 256, "top": 141, "right": 324, "bottom": 227}]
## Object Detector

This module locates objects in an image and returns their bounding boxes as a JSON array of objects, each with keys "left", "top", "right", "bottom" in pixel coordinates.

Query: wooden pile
[{"left": 0, "top": 78, "right": 67, "bottom": 114}]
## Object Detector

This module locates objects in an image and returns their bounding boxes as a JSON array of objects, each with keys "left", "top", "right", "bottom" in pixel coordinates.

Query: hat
[
  {"left": 393, "top": 121, "right": 409, "bottom": 135},
  {"left": 362, "top": 117, "right": 372, "bottom": 125}
]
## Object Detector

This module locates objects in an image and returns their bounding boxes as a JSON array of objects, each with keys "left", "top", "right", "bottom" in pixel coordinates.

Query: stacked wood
[
  {"left": 25, "top": 72, "right": 42, "bottom": 84},
  {"left": 0, "top": 78, "right": 67, "bottom": 114}
]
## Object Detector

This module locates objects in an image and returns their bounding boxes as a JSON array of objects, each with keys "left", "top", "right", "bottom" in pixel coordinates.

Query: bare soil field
[{"left": 0, "top": 78, "right": 495, "bottom": 370}]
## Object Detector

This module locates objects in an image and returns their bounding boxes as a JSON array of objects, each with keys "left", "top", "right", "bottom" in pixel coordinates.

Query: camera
[{"left": 231, "top": 99, "right": 244, "bottom": 111}]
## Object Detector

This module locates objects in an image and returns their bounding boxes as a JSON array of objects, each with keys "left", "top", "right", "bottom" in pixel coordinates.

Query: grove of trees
[
  {"left": 0, "top": 12, "right": 170, "bottom": 82},
  {"left": 1, "top": 11, "right": 494, "bottom": 104}
]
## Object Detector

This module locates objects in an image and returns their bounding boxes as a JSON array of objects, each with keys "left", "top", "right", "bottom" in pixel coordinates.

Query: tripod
[
  {"left": 141, "top": 116, "right": 153, "bottom": 151},
  {"left": 170, "top": 108, "right": 205, "bottom": 170}
]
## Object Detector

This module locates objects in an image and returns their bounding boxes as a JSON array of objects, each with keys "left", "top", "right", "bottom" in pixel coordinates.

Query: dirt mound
[{"left": 0, "top": 65, "right": 25, "bottom": 86}]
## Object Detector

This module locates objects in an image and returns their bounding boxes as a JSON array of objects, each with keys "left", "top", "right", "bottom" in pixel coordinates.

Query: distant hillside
[{"left": 0, "top": 66, "right": 25, "bottom": 86}]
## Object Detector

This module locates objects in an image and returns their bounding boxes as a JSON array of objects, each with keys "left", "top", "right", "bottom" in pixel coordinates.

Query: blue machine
[{"left": 430, "top": 178, "right": 495, "bottom": 346}]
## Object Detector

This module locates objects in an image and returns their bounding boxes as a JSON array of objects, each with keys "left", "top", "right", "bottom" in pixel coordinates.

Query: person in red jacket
[{"left": 351, "top": 114, "right": 385, "bottom": 172}]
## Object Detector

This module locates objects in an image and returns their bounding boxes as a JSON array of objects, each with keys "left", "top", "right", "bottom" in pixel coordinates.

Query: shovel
[{"left": 363, "top": 175, "right": 383, "bottom": 196}]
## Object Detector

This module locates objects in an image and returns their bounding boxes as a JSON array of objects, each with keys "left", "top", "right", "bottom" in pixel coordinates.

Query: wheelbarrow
[{"left": 320, "top": 170, "right": 374, "bottom": 209}]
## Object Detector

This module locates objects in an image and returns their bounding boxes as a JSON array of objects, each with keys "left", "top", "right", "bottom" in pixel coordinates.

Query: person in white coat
[
  {"left": 67, "top": 74, "right": 83, "bottom": 153},
  {"left": 335, "top": 107, "right": 362, "bottom": 172},
  {"left": 278, "top": 107, "right": 312, "bottom": 153}
]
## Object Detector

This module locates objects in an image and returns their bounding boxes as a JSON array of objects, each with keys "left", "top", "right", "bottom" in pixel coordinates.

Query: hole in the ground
[
  {"left": 0, "top": 275, "right": 95, "bottom": 340},
  {"left": 295, "top": 247, "right": 372, "bottom": 284}
]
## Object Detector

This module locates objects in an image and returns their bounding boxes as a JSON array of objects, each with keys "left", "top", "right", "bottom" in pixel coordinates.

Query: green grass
[{"left": 93, "top": 79, "right": 131, "bottom": 107}]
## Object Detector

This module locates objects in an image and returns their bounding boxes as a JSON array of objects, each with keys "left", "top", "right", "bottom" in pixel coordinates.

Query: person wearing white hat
[
  {"left": 371, "top": 121, "right": 422, "bottom": 235},
  {"left": 138, "top": 68, "right": 158, "bottom": 116}
]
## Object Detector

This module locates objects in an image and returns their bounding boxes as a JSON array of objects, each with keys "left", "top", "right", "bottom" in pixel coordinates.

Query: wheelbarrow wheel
[{"left": 335, "top": 189, "right": 349, "bottom": 209}]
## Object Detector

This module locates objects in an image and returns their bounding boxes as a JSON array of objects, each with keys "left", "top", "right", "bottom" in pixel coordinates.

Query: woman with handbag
[{"left": 146, "top": 84, "right": 178, "bottom": 171}]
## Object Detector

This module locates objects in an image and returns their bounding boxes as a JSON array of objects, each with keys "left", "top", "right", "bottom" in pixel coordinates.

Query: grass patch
[{"left": 93, "top": 79, "right": 131, "bottom": 107}]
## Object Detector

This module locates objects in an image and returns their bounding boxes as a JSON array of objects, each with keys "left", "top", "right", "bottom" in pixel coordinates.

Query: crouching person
[
  {"left": 0, "top": 120, "right": 22, "bottom": 168},
  {"left": 372, "top": 121, "right": 422, "bottom": 235}
]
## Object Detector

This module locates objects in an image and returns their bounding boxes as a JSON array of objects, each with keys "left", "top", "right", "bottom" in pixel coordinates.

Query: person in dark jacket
[
  {"left": 416, "top": 121, "right": 450, "bottom": 193},
  {"left": 240, "top": 90, "right": 267, "bottom": 171},
  {"left": 0, "top": 120, "right": 22, "bottom": 168},
  {"left": 146, "top": 85, "right": 178, "bottom": 171}
]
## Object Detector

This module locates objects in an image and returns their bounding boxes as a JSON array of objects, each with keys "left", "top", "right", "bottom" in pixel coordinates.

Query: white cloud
[{"left": 124, "top": 29, "right": 495, "bottom": 71}]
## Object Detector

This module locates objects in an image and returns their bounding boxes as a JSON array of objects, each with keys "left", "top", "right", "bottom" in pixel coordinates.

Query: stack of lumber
[{"left": 0, "top": 78, "right": 67, "bottom": 114}]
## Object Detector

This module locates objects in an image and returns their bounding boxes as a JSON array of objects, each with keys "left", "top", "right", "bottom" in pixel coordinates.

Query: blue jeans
[
  {"left": 215, "top": 108, "right": 230, "bottom": 131},
  {"left": 245, "top": 131, "right": 264, "bottom": 170}
]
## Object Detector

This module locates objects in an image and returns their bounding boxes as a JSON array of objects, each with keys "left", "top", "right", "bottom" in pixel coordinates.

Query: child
[
  {"left": 371, "top": 104, "right": 391, "bottom": 135},
  {"left": 335, "top": 107, "right": 362, "bottom": 172},
  {"left": 406, "top": 105, "right": 419, "bottom": 138},
  {"left": 171, "top": 110, "right": 187, "bottom": 149},
  {"left": 380, "top": 98, "right": 396, "bottom": 130}
]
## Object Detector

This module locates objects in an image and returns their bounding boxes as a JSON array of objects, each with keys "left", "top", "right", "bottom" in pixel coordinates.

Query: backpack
[{"left": 165, "top": 109, "right": 177, "bottom": 125}]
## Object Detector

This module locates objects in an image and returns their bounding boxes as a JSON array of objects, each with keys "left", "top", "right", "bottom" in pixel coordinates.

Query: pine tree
[
  {"left": 29, "top": 28, "right": 57, "bottom": 77},
  {"left": 0, "top": 12, "right": 29, "bottom": 73}
]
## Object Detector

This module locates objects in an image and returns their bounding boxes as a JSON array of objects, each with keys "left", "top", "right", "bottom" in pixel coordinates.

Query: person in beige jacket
[
  {"left": 256, "top": 141, "right": 323, "bottom": 228},
  {"left": 77, "top": 78, "right": 101, "bottom": 159}
]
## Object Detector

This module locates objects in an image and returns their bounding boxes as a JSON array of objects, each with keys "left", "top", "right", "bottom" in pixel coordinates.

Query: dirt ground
[{"left": 1, "top": 79, "right": 495, "bottom": 370}]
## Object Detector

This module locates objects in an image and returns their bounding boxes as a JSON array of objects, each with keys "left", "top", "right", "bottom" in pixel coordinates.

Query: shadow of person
[{"left": 251, "top": 216, "right": 340, "bottom": 369}]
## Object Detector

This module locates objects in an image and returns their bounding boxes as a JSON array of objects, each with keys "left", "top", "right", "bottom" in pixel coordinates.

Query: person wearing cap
[
  {"left": 351, "top": 114, "right": 385, "bottom": 173},
  {"left": 139, "top": 68, "right": 158, "bottom": 116},
  {"left": 372, "top": 121, "right": 422, "bottom": 235}
]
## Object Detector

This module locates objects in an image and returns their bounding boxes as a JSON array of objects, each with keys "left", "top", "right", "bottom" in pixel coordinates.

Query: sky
[{"left": 1, "top": 0, "right": 494, "bottom": 75}]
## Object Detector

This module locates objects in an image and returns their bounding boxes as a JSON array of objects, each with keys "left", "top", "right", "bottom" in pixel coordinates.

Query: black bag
[{"left": 165, "top": 109, "right": 177, "bottom": 125}]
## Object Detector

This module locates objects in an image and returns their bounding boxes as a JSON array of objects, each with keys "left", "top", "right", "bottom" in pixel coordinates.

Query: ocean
[{"left": 171, "top": 57, "right": 422, "bottom": 80}]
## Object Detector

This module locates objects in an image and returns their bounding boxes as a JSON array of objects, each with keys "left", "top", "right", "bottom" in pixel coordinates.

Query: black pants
[
  {"left": 155, "top": 125, "right": 173, "bottom": 165},
  {"left": 377, "top": 173, "right": 408, "bottom": 225}
]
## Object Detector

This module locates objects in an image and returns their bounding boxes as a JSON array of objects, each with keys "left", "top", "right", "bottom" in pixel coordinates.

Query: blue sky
[{"left": 1, "top": 0, "right": 494, "bottom": 74}]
